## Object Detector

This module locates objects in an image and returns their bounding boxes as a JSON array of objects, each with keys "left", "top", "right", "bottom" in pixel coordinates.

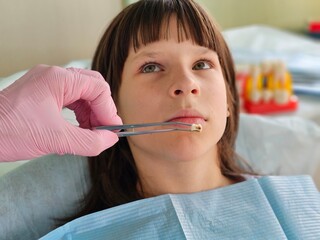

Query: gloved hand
[{"left": 0, "top": 65, "right": 122, "bottom": 162}]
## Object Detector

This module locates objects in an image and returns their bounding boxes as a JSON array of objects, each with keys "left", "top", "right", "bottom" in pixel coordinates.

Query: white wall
[
  {"left": 0, "top": 0, "right": 122, "bottom": 76},
  {"left": 198, "top": 0, "right": 320, "bottom": 32}
]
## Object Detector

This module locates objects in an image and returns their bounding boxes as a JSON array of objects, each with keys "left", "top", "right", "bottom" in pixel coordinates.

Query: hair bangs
[{"left": 127, "top": 0, "right": 217, "bottom": 52}]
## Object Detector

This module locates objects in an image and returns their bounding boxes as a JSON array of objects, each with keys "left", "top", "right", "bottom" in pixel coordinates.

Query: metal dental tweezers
[{"left": 96, "top": 122, "right": 202, "bottom": 137}]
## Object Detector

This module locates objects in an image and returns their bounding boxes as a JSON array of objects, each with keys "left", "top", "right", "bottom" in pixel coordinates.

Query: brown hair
[{"left": 65, "top": 0, "right": 253, "bottom": 222}]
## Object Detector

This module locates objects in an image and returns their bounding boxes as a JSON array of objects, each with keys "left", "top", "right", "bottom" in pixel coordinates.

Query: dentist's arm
[{"left": 0, "top": 65, "right": 122, "bottom": 162}]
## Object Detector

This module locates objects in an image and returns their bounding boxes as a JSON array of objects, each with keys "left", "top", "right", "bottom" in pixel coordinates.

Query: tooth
[
  {"left": 274, "top": 90, "right": 289, "bottom": 104},
  {"left": 262, "top": 89, "right": 273, "bottom": 102},
  {"left": 250, "top": 90, "right": 261, "bottom": 103}
]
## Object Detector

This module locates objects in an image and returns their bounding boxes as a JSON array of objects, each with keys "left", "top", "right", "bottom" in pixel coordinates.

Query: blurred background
[
  {"left": 127, "top": 0, "right": 320, "bottom": 32},
  {"left": 1, "top": 0, "right": 320, "bottom": 76}
]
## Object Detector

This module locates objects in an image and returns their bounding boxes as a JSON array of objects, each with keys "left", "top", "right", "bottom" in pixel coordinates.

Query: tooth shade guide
[{"left": 191, "top": 123, "right": 202, "bottom": 132}]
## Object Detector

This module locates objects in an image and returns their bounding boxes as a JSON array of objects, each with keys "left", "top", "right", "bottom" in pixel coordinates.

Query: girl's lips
[
  {"left": 168, "top": 117, "right": 206, "bottom": 125},
  {"left": 166, "top": 109, "right": 207, "bottom": 124}
]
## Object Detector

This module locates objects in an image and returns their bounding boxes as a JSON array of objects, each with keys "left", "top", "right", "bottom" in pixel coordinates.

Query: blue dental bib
[{"left": 42, "top": 175, "right": 320, "bottom": 240}]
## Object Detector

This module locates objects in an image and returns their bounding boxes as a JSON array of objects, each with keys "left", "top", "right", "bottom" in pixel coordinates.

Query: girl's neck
[{"left": 135, "top": 154, "right": 234, "bottom": 197}]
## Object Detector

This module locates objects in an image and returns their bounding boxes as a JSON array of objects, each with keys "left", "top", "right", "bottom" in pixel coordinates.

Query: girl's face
[{"left": 118, "top": 21, "right": 229, "bottom": 163}]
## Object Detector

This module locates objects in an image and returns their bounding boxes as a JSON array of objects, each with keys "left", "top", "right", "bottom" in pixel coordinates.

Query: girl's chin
[{"left": 129, "top": 132, "right": 217, "bottom": 158}]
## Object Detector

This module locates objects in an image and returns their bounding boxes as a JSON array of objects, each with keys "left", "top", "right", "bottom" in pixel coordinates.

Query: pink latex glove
[{"left": 0, "top": 65, "right": 122, "bottom": 162}]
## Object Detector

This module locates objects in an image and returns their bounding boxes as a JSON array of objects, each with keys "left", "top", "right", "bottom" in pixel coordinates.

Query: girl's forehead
[
  {"left": 130, "top": 26, "right": 216, "bottom": 53},
  {"left": 131, "top": 15, "right": 212, "bottom": 52},
  {"left": 132, "top": 39, "right": 210, "bottom": 58}
]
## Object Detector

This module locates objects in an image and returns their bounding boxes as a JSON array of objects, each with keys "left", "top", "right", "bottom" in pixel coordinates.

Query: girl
[{"left": 69, "top": 0, "right": 253, "bottom": 220}]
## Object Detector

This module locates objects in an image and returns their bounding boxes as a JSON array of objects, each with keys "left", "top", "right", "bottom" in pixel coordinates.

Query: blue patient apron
[{"left": 41, "top": 175, "right": 320, "bottom": 240}]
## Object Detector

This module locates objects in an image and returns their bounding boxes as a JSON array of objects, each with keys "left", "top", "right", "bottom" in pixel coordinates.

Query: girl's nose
[
  {"left": 173, "top": 88, "right": 199, "bottom": 96},
  {"left": 169, "top": 72, "right": 200, "bottom": 97}
]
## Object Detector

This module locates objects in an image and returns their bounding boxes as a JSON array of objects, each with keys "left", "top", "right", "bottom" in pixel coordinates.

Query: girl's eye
[
  {"left": 193, "top": 61, "right": 212, "bottom": 70},
  {"left": 141, "top": 63, "right": 162, "bottom": 73}
]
